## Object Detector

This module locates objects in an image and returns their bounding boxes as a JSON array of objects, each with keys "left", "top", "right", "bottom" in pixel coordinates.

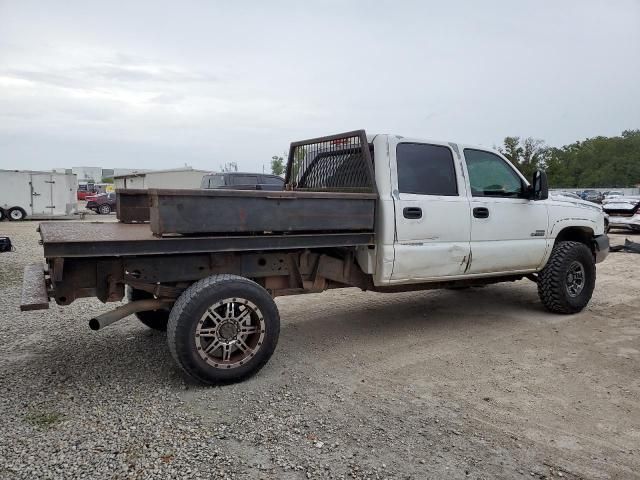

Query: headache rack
[{"left": 285, "top": 129, "right": 376, "bottom": 193}]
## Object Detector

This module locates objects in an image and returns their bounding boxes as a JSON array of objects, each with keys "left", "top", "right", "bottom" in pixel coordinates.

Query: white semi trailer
[{"left": 0, "top": 170, "right": 78, "bottom": 221}]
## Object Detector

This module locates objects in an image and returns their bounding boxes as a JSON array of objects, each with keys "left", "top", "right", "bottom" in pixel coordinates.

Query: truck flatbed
[{"left": 38, "top": 222, "right": 375, "bottom": 258}]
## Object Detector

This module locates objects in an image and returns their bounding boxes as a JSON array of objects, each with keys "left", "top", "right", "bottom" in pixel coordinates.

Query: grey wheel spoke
[
  {"left": 235, "top": 309, "right": 251, "bottom": 325},
  {"left": 198, "top": 328, "right": 217, "bottom": 338},
  {"left": 221, "top": 343, "right": 232, "bottom": 361},
  {"left": 240, "top": 325, "right": 258, "bottom": 335},
  {"left": 204, "top": 339, "right": 222, "bottom": 354},
  {"left": 206, "top": 308, "right": 224, "bottom": 326},
  {"left": 235, "top": 337, "right": 251, "bottom": 353}
]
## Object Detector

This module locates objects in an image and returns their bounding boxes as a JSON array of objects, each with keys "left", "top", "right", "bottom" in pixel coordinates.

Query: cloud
[{"left": 0, "top": 57, "right": 219, "bottom": 92}]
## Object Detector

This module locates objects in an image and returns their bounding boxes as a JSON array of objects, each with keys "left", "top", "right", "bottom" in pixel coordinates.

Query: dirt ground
[{"left": 0, "top": 218, "right": 638, "bottom": 479}]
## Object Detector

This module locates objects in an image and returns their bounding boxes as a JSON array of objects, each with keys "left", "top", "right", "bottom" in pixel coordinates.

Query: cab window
[
  {"left": 231, "top": 175, "right": 258, "bottom": 185},
  {"left": 464, "top": 149, "right": 524, "bottom": 198},
  {"left": 396, "top": 143, "right": 458, "bottom": 196}
]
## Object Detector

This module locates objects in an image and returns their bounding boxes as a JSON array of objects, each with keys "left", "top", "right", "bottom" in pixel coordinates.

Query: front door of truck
[
  {"left": 461, "top": 148, "right": 548, "bottom": 274},
  {"left": 391, "top": 140, "right": 471, "bottom": 281}
]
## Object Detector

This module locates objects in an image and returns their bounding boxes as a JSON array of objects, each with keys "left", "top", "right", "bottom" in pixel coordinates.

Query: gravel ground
[{"left": 0, "top": 219, "right": 639, "bottom": 479}]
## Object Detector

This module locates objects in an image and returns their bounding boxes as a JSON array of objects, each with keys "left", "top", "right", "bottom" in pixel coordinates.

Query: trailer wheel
[
  {"left": 127, "top": 287, "right": 170, "bottom": 331},
  {"left": 0, "top": 208, "right": 4, "bottom": 221},
  {"left": 537, "top": 241, "right": 596, "bottom": 314},
  {"left": 8, "top": 207, "right": 26, "bottom": 221},
  {"left": 167, "top": 274, "right": 280, "bottom": 385}
]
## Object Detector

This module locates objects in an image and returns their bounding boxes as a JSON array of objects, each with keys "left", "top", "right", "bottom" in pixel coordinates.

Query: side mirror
[{"left": 531, "top": 170, "right": 549, "bottom": 200}]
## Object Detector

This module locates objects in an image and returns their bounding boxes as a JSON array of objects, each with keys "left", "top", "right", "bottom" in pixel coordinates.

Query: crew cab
[{"left": 20, "top": 130, "right": 609, "bottom": 385}]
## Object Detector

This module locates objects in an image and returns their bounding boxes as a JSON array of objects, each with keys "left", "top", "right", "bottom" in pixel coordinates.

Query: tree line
[{"left": 498, "top": 129, "right": 640, "bottom": 188}]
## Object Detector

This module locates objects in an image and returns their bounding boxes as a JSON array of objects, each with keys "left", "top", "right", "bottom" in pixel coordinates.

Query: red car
[{"left": 86, "top": 192, "right": 116, "bottom": 214}]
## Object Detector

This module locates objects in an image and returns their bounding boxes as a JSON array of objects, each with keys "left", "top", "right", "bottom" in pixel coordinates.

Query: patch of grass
[{"left": 24, "top": 410, "right": 63, "bottom": 429}]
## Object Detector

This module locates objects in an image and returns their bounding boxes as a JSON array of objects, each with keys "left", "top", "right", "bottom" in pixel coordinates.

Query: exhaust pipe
[{"left": 89, "top": 299, "right": 172, "bottom": 331}]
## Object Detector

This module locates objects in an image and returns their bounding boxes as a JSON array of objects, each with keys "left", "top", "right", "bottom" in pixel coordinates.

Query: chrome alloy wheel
[
  {"left": 195, "top": 297, "right": 266, "bottom": 369},
  {"left": 565, "top": 260, "right": 585, "bottom": 298}
]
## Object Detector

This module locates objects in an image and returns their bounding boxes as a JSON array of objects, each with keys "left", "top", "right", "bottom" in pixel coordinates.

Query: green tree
[
  {"left": 270, "top": 156, "right": 285, "bottom": 176},
  {"left": 545, "top": 130, "right": 640, "bottom": 188},
  {"left": 498, "top": 136, "right": 548, "bottom": 179}
]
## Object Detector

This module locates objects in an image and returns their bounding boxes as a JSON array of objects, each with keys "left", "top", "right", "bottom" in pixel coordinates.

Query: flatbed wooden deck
[{"left": 38, "top": 222, "right": 375, "bottom": 258}]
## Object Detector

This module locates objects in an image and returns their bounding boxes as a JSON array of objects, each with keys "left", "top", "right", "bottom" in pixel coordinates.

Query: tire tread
[{"left": 537, "top": 241, "right": 595, "bottom": 314}]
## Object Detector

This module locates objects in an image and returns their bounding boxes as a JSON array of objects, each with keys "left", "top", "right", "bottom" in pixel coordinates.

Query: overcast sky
[{"left": 1, "top": 0, "right": 639, "bottom": 173}]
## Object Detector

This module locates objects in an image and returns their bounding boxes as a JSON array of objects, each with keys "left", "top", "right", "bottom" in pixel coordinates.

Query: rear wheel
[
  {"left": 0, "top": 208, "right": 5, "bottom": 221},
  {"left": 167, "top": 274, "right": 280, "bottom": 385},
  {"left": 98, "top": 204, "right": 112, "bottom": 215},
  {"left": 8, "top": 207, "right": 26, "bottom": 221},
  {"left": 128, "top": 287, "right": 170, "bottom": 331},
  {"left": 538, "top": 241, "right": 595, "bottom": 314}
]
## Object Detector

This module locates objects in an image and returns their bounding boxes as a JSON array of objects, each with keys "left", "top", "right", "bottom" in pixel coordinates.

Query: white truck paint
[
  {"left": 0, "top": 170, "right": 78, "bottom": 220},
  {"left": 356, "top": 134, "right": 607, "bottom": 286}
]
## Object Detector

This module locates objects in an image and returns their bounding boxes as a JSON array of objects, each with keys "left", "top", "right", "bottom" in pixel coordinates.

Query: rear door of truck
[{"left": 389, "top": 137, "right": 471, "bottom": 281}]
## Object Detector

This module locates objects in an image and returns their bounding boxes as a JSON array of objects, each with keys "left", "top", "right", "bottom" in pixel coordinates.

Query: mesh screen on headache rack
[{"left": 285, "top": 130, "right": 376, "bottom": 193}]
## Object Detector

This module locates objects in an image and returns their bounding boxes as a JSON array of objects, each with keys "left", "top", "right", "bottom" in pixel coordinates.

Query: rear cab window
[
  {"left": 202, "top": 174, "right": 226, "bottom": 188},
  {"left": 261, "top": 175, "right": 284, "bottom": 186},
  {"left": 231, "top": 175, "right": 259, "bottom": 185},
  {"left": 396, "top": 143, "right": 458, "bottom": 196}
]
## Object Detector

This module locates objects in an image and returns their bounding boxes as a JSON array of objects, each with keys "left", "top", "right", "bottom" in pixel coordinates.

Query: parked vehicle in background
[
  {"left": 201, "top": 172, "right": 284, "bottom": 191},
  {"left": 86, "top": 192, "right": 116, "bottom": 214},
  {"left": 603, "top": 190, "right": 624, "bottom": 200},
  {"left": 602, "top": 196, "right": 640, "bottom": 231},
  {"left": 22, "top": 130, "right": 609, "bottom": 385},
  {"left": 556, "top": 191, "right": 581, "bottom": 200},
  {"left": 581, "top": 190, "right": 604, "bottom": 203},
  {"left": 77, "top": 183, "right": 96, "bottom": 200},
  {"left": 0, "top": 169, "right": 77, "bottom": 221}
]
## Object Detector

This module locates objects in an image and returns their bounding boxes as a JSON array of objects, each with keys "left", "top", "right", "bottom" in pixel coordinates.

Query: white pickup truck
[{"left": 21, "top": 130, "right": 609, "bottom": 384}]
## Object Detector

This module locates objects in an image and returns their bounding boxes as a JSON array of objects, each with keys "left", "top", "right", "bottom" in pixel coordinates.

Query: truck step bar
[{"left": 20, "top": 263, "right": 49, "bottom": 311}]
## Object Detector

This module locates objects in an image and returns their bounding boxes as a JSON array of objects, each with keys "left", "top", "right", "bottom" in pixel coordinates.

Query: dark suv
[
  {"left": 86, "top": 192, "right": 117, "bottom": 214},
  {"left": 200, "top": 172, "right": 284, "bottom": 191}
]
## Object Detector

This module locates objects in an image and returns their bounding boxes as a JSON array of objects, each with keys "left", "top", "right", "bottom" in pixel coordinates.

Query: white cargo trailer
[{"left": 0, "top": 170, "right": 78, "bottom": 221}]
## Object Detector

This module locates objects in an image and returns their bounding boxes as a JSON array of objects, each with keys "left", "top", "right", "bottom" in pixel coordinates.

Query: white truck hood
[{"left": 549, "top": 193, "right": 602, "bottom": 211}]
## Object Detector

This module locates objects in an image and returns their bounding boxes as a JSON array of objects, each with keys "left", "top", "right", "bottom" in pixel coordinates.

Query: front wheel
[
  {"left": 167, "top": 274, "right": 280, "bottom": 385},
  {"left": 538, "top": 241, "right": 596, "bottom": 314}
]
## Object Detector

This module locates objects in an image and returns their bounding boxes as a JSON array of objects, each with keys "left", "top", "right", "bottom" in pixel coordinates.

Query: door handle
[
  {"left": 473, "top": 207, "right": 489, "bottom": 219},
  {"left": 403, "top": 207, "right": 422, "bottom": 219}
]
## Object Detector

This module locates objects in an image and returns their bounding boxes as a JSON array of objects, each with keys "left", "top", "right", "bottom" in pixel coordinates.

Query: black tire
[
  {"left": 538, "top": 241, "right": 596, "bottom": 314},
  {"left": 167, "top": 274, "right": 280, "bottom": 385},
  {"left": 8, "top": 207, "right": 26, "bottom": 221},
  {"left": 98, "top": 204, "right": 111, "bottom": 215},
  {"left": 128, "top": 287, "right": 170, "bottom": 331},
  {"left": 0, "top": 208, "right": 5, "bottom": 221}
]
